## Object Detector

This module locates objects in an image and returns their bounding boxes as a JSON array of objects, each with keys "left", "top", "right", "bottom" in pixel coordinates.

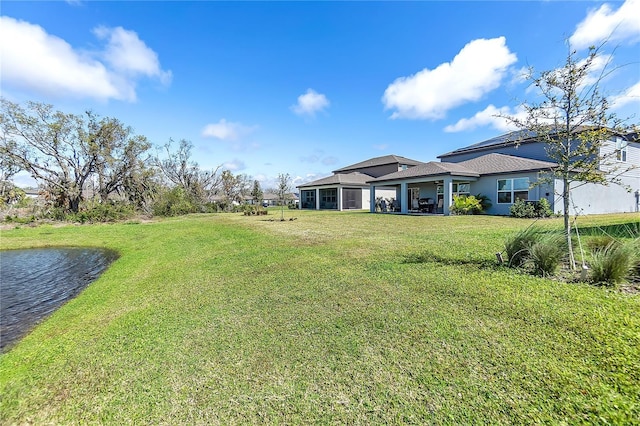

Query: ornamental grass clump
[
  {"left": 528, "top": 233, "right": 566, "bottom": 277},
  {"left": 504, "top": 225, "right": 541, "bottom": 267},
  {"left": 589, "top": 241, "right": 636, "bottom": 286}
]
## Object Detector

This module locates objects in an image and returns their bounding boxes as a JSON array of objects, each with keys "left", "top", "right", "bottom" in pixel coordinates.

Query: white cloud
[
  {"left": 570, "top": 0, "right": 640, "bottom": 49},
  {"left": 0, "top": 16, "right": 170, "bottom": 102},
  {"left": 202, "top": 119, "right": 256, "bottom": 141},
  {"left": 222, "top": 159, "right": 246, "bottom": 172},
  {"left": 291, "top": 89, "right": 330, "bottom": 117},
  {"left": 444, "top": 104, "right": 527, "bottom": 133},
  {"left": 382, "top": 37, "right": 517, "bottom": 120},
  {"left": 94, "top": 26, "right": 172, "bottom": 84},
  {"left": 611, "top": 81, "right": 640, "bottom": 109}
]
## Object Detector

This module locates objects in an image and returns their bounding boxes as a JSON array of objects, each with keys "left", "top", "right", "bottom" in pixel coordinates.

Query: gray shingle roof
[
  {"left": 333, "top": 154, "right": 424, "bottom": 173},
  {"left": 368, "top": 153, "right": 557, "bottom": 183},
  {"left": 368, "top": 161, "right": 479, "bottom": 183},
  {"left": 297, "top": 172, "right": 373, "bottom": 188},
  {"left": 459, "top": 153, "right": 557, "bottom": 174}
]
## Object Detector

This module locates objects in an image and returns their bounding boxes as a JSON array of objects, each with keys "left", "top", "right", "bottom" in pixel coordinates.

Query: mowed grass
[{"left": 1, "top": 211, "right": 638, "bottom": 424}]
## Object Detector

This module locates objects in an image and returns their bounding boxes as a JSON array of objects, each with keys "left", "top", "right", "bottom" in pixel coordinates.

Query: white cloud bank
[
  {"left": 570, "top": 0, "right": 640, "bottom": 49},
  {"left": 0, "top": 16, "right": 171, "bottom": 102},
  {"left": 444, "top": 104, "right": 526, "bottom": 133},
  {"left": 202, "top": 119, "right": 256, "bottom": 141},
  {"left": 611, "top": 81, "right": 640, "bottom": 109},
  {"left": 291, "top": 89, "right": 330, "bottom": 117},
  {"left": 382, "top": 37, "right": 517, "bottom": 120}
]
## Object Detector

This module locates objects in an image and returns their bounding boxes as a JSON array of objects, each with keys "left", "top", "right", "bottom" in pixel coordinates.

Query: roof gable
[
  {"left": 297, "top": 172, "right": 373, "bottom": 188},
  {"left": 333, "top": 154, "right": 423, "bottom": 173},
  {"left": 368, "top": 161, "right": 479, "bottom": 183}
]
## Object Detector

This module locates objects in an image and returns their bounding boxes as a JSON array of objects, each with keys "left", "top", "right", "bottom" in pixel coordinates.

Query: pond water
[{"left": 0, "top": 247, "right": 118, "bottom": 352}]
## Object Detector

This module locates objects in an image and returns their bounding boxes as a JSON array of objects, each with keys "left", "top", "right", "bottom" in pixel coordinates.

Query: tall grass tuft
[
  {"left": 504, "top": 226, "right": 541, "bottom": 267},
  {"left": 528, "top": 233, "right": 566, "bottom": 277},
  {"left": 589, "top": 241, "right": 636, "bottom": 286}
]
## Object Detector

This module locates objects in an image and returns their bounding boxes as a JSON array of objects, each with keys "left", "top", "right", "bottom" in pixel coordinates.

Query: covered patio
[{"left": 367, "top": 163, "right": 480, "bottom": 216}]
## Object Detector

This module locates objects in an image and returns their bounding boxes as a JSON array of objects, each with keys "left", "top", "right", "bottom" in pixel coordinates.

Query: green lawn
[{"left": 1, "top": 211, "right": 638, "bottom": 424}]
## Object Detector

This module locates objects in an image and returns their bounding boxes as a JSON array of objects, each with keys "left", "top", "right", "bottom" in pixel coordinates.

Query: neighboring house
[
  {"left": 261, "top": 192, "right": 299, "bottom": 207},
  {"left": 368, "top": 131, "right": 639, "bottom": 216},
  {"left": 297, "top": 155, "right": 423, "bottom": 211}
]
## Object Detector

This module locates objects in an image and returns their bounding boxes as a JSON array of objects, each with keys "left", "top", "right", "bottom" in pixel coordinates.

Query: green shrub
[
  {"left": 510, "top": 199, "right": 536, "bottom": 218},
  {"left": 510, "top": 199, "right": 553, "bottom": 218},
  {"left": 528, "top": 233, "right": 566, "bottom": 276},
  {"left": 474, "top": 193, "right": 492, "bottom": 213},
  {"left": 450, "top": 195, "right": 482, "bottom": 215},
  {"left": 589, "top": 241, "right": 636, "bottom": 286},
  {"left": 152, "top": 187, "right": 198, "bottom": 217},
  {"left": 535, "top": 198, "right": 553, "bottom": 218}
]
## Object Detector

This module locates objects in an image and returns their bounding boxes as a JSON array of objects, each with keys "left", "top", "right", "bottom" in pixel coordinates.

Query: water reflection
[{"left": 0, "top": 247, "right": 118, "bottom": 352}]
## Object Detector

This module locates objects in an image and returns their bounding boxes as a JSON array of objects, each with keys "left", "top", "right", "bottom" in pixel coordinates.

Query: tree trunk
[{"left": 69, "top": 196, "right": 81, "bottom": 213}]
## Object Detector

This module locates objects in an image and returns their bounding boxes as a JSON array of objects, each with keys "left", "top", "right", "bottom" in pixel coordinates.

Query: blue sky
[{"left": 2, "top": 1, "right": 639, "bottom": 189}]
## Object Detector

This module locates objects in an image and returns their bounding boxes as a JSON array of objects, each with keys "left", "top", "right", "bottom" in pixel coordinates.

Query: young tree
[
  {"left": 251, "top": 179, "right": 264, "bottom": 207},
  {"left": 276, "top": 173, "right": 292, "bottom": 220},
  {"left": 502, "top": 44, "right": 638, "bottom": 268}
]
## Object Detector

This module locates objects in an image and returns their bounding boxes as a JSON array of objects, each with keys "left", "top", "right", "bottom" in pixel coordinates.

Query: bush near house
[
  {"left": 510, "top": 198, "right": 553, "bottom": 218},
  {"left": 450, "top": 195, "right": 483, "bottom": 215}
]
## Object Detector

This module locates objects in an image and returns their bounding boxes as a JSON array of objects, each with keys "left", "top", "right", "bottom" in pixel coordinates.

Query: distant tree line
[{"left": 0, "top": 98, "right": 282, "bottom": 221}]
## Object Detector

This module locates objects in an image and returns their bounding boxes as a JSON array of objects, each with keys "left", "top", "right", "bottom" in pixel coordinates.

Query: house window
[
  {"left": 497, "top": 178, "right": 529, "bottom": 204},
  {"left": 453, "top": 183, "right": 470, "bottom": 196},
  {"left": 436, "top": 183, "right": 471, "bottom": 196},
  {"left": 616, "top": 138, "right": 628, "bottom": 162}
]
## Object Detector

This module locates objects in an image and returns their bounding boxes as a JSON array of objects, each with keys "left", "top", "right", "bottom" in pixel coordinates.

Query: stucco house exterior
[
  {"left": 369, "top": 131, "right": 639, "bottom": 216},
  {"left": 298, "top": 130, "right": 639, "bottom": 216},
  {"left": 297, "top": 155, "right": 423, "bottom": 211}
]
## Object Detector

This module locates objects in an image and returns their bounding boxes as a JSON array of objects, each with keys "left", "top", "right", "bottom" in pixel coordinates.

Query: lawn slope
[{"left": 1, "top": 212, "right": 638, "bottom": 424}]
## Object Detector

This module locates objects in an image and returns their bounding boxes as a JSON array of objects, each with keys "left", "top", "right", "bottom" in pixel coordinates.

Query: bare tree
[
  {"left": 153, "top": 139, "right": 221, "bottom": 204},
  {"left": 0, "top": 99, "right": 151, "bottom": 213},
  {"left": 0, "top": 151, "right": 20, "bottom": 200},
  {"left": 219, "top": 170, "right": 250, "bottom": 211},
  {"left": 502, "top": 43, "right": 638, "bottom": 268},
  {"left": 90, "top": 115, "right": 152, "bottom": 203}
]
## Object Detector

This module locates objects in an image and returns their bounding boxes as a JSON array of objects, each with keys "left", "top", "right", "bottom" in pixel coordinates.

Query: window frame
[
  {"left": 497, "top": 177, "right": 530, "bottom": 204},
  {"left": 615, "top": 138, "right": 628, "bottom": 162}
]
